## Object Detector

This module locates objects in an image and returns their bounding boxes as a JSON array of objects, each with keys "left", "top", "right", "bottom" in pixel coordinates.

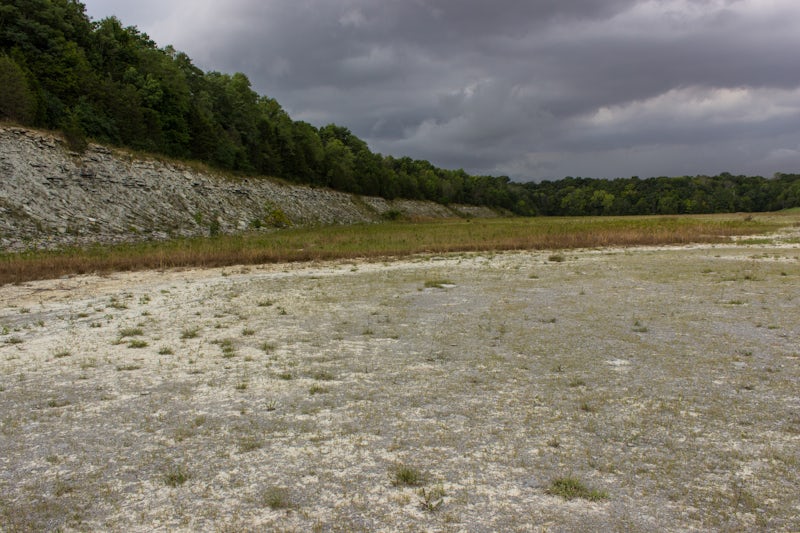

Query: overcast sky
[{"left": 82, "top": 0, "right": 800, "bottom": 181}]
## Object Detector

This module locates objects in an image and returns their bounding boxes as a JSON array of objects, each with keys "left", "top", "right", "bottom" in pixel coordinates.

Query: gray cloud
[{"left": 83, "top": 0, "right": 800, "bottom": 180}]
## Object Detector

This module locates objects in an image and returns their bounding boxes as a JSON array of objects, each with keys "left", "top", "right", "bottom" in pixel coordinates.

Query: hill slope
[{"left": 0, "top": 126, "right": 500, "bottom": 251}]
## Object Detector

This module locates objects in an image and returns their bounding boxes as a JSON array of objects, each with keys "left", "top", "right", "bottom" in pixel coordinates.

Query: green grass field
[{"left": 0, "top": 213, "right": 791, "bottom": 285}]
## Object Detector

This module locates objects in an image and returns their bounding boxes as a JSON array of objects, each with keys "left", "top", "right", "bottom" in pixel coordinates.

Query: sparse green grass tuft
[
  {"left": 216, "top": 338, "right": 237, "bottom": 358},
  {"left": 128, "top": 339, "right": 148, "bottom": 348},
  {"left": 546, "top": 476, "right": 608, "bottom": 501},
  {"left": 238, "top": 435, "right": 263, "bottom": 452},
  {"left": 418, "top": 485, "right": 446, "bottom": 512},
  {"left": 261, "top": 486, "right": 294, "bottom": 510},
  {"left": 163, "top": 464, "right": 190, "bottom": 487},
  {"left": 391, "top": 464, "right": 424, "bottom": 487},
  {"left": 568, "top": 377, "right": 586, "bottom": 387},
  {"left": 311, "top": 370, "right": 335, "bottom": 381},
  {"left": 181, "top": 327, "right": 200, "bottom": 339},
  {"left": 261, "top": 342, "right": 276, "bottom": 353},
  {"left": 119, "top": 327, "right": 144, "bottom": 337},
  {"left": 424, "top": 279, "right": 454, "bottom": 289}
]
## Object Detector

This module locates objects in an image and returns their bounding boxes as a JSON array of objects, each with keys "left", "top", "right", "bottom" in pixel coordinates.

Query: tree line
[{"left": 1, "top": 0, "right": 799, "bottom": 216}]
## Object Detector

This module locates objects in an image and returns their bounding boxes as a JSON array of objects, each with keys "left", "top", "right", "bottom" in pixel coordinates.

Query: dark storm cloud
[{"left": 83, "top": 0, "right": 800, "bottom": 180}]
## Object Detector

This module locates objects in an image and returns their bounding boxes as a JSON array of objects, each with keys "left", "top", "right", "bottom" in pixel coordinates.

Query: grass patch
[
  {"left": 0, "top": 215, "right": 781, "bottom": 284},
  {"left": 163, "top": 464, "right": 190, "bottom": 487},
  {"left": 237, "top": 435, "right": 263, "bottom": 452},
  {"left": 260, "top": 486, "right": 295, "bottom": 510},
  {"left": 424, "top": 279, "right": 454, "bottom": 289},
  {"left": 546, "top": 476, "right": 608, "bottom": 501},
  {"left": 215, "top": 338, "right": 237, "bottom": 358},
  {"left": 180, "top": 327, "right": 200, "bottom": 339},
  {"left": 391, "top": 464, "right": 425, "bottom": 487}
]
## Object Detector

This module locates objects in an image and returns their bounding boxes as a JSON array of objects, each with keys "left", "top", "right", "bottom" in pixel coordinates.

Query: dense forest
[{"left": 2, "top": 0, "right": 799, "bottom": 216}]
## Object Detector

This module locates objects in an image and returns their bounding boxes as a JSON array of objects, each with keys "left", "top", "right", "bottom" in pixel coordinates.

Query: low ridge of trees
[{"left": 1, "top": 0, "right": 799, "bottom": 215}]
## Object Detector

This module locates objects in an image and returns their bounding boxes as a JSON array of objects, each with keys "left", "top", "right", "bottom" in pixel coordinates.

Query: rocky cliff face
[{"left": 0, "top": 127, "right": 499, "bottom": 251}]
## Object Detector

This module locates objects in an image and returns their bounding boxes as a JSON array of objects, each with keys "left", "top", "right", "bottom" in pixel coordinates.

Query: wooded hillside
[{"left": 2, "top": 0, "right": 799, "bottom": 215}]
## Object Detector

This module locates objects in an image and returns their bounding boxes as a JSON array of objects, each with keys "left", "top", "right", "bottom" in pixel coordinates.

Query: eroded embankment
[{"left": 0, "top": 126, "right": 499, "bottom": 251}]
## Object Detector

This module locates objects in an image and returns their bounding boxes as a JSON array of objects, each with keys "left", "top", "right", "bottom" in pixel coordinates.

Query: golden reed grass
[{"left": 0, "top": 214, "right": 784, "bottom": 285}]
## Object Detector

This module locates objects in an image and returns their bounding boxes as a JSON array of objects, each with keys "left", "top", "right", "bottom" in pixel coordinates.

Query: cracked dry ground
[{"left": 1, "top": 244, "right": 799, "bottom": 532}]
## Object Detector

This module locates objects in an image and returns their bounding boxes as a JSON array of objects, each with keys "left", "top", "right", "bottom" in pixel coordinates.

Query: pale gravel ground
[{"left": 0, "top": 241, "right": 799, "bottom": 532}]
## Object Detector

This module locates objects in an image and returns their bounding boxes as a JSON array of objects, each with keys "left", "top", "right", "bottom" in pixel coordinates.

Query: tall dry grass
[{"left": 0, "top": 214, "right": 783, "bottom": 285}]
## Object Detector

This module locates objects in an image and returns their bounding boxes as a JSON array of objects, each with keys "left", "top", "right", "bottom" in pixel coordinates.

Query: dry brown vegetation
[{"left": 0, "top": 214, "right": 781, "bottom": 285}]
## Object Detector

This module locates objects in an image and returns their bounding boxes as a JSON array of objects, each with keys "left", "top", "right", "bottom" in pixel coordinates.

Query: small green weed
[
  {"left": 546, "top": 476, "right": 607, "bottom": 501},
  {"left": 216, "top": 338, "right": 237, "bottom": 358},
  {"left": 119, "top": 327, "right": 143, "bottom": 337},
  {"left": 311, "top": 370, "right": 335, "bottom": 381},
  {"left": 568, "top": 377, "right": 586, "bottom": 387},
  {"left": 128, "top": 339, "right": 148, "bottom": 348},
  {"left": 418, "top": 485, "right": 445, "bottom": 512},
  {"left": 238, "top": 435, "right": 263, "bottom": 452},
  {"left": 261, "top": 486, "right": 294, "bottom": 510},
  {"left": 181, "top": 328, "right": 200, "bottom": 339},
  {"left": 261, "top": 342, "right": 276, "bottom": 353},
  {"left": 309, "top": 384, "right": 328, "bottom": 395},
  {"left": 163, "top": 464, "right": 190, "bottom": 487},
  {"left": 391, "top": 464, "right": 424, "bottom": 487}
]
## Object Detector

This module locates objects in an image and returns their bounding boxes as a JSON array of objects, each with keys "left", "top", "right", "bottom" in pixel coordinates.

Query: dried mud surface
[{"left": 1, "top": 242, "right": 799, "bottom": 531}]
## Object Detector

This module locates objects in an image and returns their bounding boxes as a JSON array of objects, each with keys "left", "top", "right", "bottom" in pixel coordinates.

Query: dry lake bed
[{"left": 1, "top": 240, "right": 798, "bottom": 532}]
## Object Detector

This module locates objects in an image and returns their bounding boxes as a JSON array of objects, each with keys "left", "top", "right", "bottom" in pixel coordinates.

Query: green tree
[{"left": 0, "top": 54, "right": 34, "bottom": 122}]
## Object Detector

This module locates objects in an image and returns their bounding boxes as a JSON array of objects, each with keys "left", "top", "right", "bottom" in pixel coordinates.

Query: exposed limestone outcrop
[{"left": 0, "top": 126, "right": 501, "bottom": 251}]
